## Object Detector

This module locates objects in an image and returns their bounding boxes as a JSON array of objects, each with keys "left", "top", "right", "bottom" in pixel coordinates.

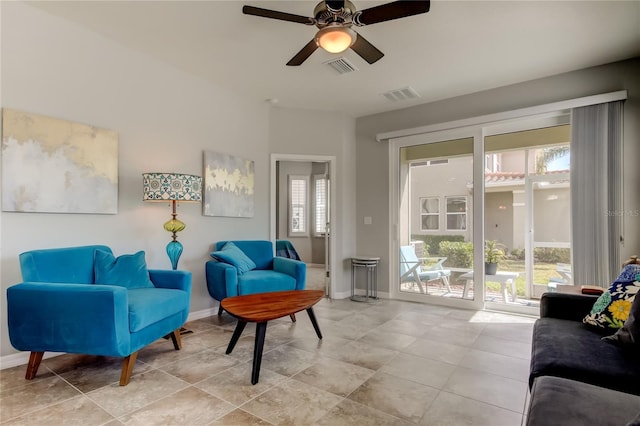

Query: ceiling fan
[{"left": 243, "top": 1, "right": 430, "bottom": 66}]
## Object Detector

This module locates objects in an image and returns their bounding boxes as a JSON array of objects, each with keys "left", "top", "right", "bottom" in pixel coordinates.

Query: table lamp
[{"left": 143, "top": 172, "right": 202, "bottom": 270}]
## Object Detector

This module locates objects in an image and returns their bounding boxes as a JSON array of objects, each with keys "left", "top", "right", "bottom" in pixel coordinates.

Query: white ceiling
[{"left": 30, "top": 0, "right": 640, "bottom": 117}]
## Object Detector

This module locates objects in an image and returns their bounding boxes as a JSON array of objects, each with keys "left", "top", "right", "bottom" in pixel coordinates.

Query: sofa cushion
[
  {"left": 127, "top": 288, "right": 188, "bottom": 332},
  {"left": 211, "top": 242, "right": 256, "bottom": 274},
  {"left": 530, "top": 317, "right": 640, "bottom": 395},
  {"left": 602, "top": 287, "right": 640, "bottom": 348},
  {"left": 94, "top": 250, "right": 155, "bottom": 289},
  {"left": 583, "top": 264, "right": 640, "bottom": 330},
  {"left": 527, "top": 376, "right": 640, "bottom": 426},
  {"left": 237, "top": 270, "right": 297, "bottom": 295}
]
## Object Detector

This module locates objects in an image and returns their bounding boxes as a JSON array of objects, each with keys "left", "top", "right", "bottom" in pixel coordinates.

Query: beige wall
[
  {"left": 268, "top": 106, "right": 357, "bottom": 299},
  {"left": 533, "top": 187, "right": 571, "bottom": 244},
  {"left": 485, "top": 192, "right": 514, "bottom": 249},
  {"left": 356, "top": 57, "right": 640, "bottom": 293},
  {"left": 0, "top": 2, "right": 272, "bottom": 358},
  {"left": 0, "top": 3, "right": 358, "bottom": 360}
]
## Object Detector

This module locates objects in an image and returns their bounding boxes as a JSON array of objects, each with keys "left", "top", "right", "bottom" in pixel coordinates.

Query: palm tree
[{"left": 536, "top": 146, "right": 569, "bottom": 174}]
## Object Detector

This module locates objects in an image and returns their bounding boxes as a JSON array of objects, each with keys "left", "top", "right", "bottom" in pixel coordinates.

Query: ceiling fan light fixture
[{"left": 315, "top": 26, "right": 356, "bottom": 54}]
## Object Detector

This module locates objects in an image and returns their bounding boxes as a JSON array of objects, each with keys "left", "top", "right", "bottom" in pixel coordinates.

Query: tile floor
[{"left": 0, "top": 298, "right": 535, "bottom": 425}]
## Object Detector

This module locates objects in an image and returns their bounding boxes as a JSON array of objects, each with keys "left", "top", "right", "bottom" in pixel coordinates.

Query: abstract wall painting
[
  {"left": 203, "top": 150, "right": 254, "bottom": 218},
  {"left": 1, "top": 109, "right": 118, "bottom": 214}
]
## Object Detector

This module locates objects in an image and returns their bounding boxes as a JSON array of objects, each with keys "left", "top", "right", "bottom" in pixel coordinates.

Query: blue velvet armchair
[
  {"left": 7, "top": 245, "right": 192, "bottom": 386},
  {"left": 205, "top": 240, "right": 306, "bottom": 316}
]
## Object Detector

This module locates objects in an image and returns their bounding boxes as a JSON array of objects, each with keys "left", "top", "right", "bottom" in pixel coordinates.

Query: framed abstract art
[
  {"left": 203, "top": 150, "right": 254, "bottom": 218},
  {"left": 1, "top": 109, "right": 118, "bottom": 214}
]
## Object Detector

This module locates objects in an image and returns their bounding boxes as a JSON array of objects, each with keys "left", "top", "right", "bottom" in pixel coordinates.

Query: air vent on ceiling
[
  {"left": 324, "top": 57, "right": 358, "bottom": 74},
  {"left": 381, "top": 86, "right": 421, "bottom": 102}
]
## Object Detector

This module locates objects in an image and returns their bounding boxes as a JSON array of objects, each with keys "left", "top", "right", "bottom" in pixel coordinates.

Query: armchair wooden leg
[
  {"left": 169, "top": 328, "right": 182, "bottom": 350},
  {"left": 119, "top": 351, "right": 139, "bottom": 386},
  {"left": 25, "top": 351, "right": 44, "bottom": 380},
  {"left": 289, "top": 314, "right": 296, "bottom": 322}
]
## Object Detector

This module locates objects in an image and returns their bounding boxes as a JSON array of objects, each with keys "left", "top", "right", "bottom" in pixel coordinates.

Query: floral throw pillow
[{"left": 583, "top": 265, "right": 640, "bottom": 330}]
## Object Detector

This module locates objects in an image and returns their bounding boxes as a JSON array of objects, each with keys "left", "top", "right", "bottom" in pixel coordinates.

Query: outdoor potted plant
[{"left": 485, "top": 240, "right": 506, "bottom": 275}]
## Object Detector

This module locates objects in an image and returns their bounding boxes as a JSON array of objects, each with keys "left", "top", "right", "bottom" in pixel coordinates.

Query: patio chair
[
  {"left": 400, "top": 245, "right": 452, "bottom": 294},
  {"left": 547, "top": 262, "right": 572, "bottom": 291}
]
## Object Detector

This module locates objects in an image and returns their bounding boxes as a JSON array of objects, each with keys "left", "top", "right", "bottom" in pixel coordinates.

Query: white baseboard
[
  {"left": 0, "top": 306, "right": 221, "bottom": 370},
  {"left": 0, "top": 350, "right": 62, "bottom": 370},
  {"left": 187, "top": 306, "right": 219, "bottom": 322}
]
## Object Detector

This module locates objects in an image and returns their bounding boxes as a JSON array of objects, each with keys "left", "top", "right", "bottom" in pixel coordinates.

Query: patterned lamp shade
[{"left": 142, "top": 173, "right": 202, "bottom": 202}]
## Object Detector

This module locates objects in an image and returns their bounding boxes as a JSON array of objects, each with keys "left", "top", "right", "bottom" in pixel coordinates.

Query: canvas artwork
[
  {"left": 203, "top": 150, "right": 254, "bottom": 217},
  {"left": 1, "top": 109, "right": 118, "bottom": 214}
]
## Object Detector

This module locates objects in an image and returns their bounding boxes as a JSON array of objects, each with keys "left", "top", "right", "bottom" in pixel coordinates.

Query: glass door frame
[
  {"left": 389, "top": 125, "right": 485, "bottom": 311},
  {"left": 526, "top": 172, "right": 571, "bottom": 295},
  {"left": 384, "top": 90, "right": 626, "bottom": 314}
]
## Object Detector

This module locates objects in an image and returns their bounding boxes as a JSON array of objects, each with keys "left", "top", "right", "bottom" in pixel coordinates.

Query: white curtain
[{"left": 571, "top": 101, "right": 624, "bottom": 286}]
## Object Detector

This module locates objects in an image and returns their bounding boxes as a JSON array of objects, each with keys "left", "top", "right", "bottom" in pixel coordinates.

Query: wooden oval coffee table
[{"left": 221, "top": 289, "right": 325, "bottom": 384}]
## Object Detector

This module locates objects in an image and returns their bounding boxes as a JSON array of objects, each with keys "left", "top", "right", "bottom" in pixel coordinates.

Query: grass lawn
[{"left": 486, "top": 260, "right": 562, "bottom": 296}]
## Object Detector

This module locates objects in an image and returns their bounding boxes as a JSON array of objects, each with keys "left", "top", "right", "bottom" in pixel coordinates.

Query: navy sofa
[{"left": 527, "top": 292, "right": 640, "bottom": 425}]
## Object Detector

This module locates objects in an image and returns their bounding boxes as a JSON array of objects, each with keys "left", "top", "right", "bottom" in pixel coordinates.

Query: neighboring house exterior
[{"left": 408, "top": 148, "right": 570, "bottom": 255}]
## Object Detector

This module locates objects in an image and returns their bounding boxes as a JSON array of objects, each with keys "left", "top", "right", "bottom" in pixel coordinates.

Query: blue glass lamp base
[{"left": 166, "top": 240, "right": 183, "bottom": 270}]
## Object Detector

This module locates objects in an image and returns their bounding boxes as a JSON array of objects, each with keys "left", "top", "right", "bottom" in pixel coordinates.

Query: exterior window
[
  {"left": 289, "top": 175, "right": 308, "bottom": 236},
  {"left": 446, "top": 196, "right": 467, "bottom": 230},
  {"left": 314, "top": 175, "right": 328, "bottom": 235},
  {"left": 411, "top": 159, "right": 449, "bottom": 167},
  {"left": 486, "top": 154, "right": 501, "bottom": 172},
  {"left": 420, "top": 197, "right": 439, "bottom": 230}
]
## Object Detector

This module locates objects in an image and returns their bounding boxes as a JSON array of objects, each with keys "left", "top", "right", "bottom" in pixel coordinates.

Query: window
[
  {"left": 420, "top": 197, "right": 439, "bottom": 230},
  {"left": 446, "top": 196, "right": 467, "bottom": 230},
  {"left": 313, "top": 175, "right": 329, "bottom": 235},
  {"left": 289, "top": 175, "right": 308, "bottom": 235},
  {"left": 410, "top": 159, "right": 449, "bottom": 167},
  {"left": 485, "top": 153, "right": 501, "bottom": 172}
]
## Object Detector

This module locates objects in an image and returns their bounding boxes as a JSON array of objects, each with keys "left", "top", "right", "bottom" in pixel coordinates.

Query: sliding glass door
[
  {"left": 392, "top": 128, "right": 484, "bottom": 310},
  {"left": 391, "top": 114, "right": 572, "bottom": 314},
  {"left": 484, "top": 123, "right": 571, "bottom": 314}
]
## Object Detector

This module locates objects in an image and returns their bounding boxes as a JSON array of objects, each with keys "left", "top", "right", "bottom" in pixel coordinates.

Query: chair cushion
[
  {"left": 94, "top": 250, "right": 155, "bottom": 289},
  {"left": 237, "top": 270, "right": 297, "bottom": 295},
  {"left": 215, "top": 240, "right": 274, "bottom": 270},
  {"left": 211, "top": 242, "right": 256, "bottom": 274},
  {"left": 583, "top": 265, "right": 640, "bottom": 330},
  {"left": 127, "top": 288, "right": 188, "bottom": 332}
]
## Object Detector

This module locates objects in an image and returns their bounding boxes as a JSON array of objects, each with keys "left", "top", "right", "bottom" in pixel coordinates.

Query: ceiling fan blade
[
  {"left": 350, "top": 32, "right": 384, "bottom": 64},
  {"left": 286, "top": 40, "right": 319, "bottom": 66},
  {"left": 356, "top": 1, "right": 430, "bottom": 26},
  {"left": 242, "top": 5, "right": 313, "bottom": 25}
]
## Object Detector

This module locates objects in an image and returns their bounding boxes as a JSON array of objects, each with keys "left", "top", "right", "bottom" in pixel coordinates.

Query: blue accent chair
[
  {"left": 205, "top": 240, "right": 306, "bottom": 316},
  {"left": 7, "top": 245, "right": 192, "bottom": 386}
]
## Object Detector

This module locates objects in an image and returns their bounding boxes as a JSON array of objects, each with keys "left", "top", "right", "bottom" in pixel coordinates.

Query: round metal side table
[{"left": 351, "top": 256, "right": 380, "bottom": 302}]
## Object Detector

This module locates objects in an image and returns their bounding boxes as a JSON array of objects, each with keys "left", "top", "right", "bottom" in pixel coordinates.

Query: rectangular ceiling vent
[
  {"left": 324, "top": 57, "right": 358, "bottom": 75},
  {"left": 381, "top": 86, "right": 422, "bottom": 102}
]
